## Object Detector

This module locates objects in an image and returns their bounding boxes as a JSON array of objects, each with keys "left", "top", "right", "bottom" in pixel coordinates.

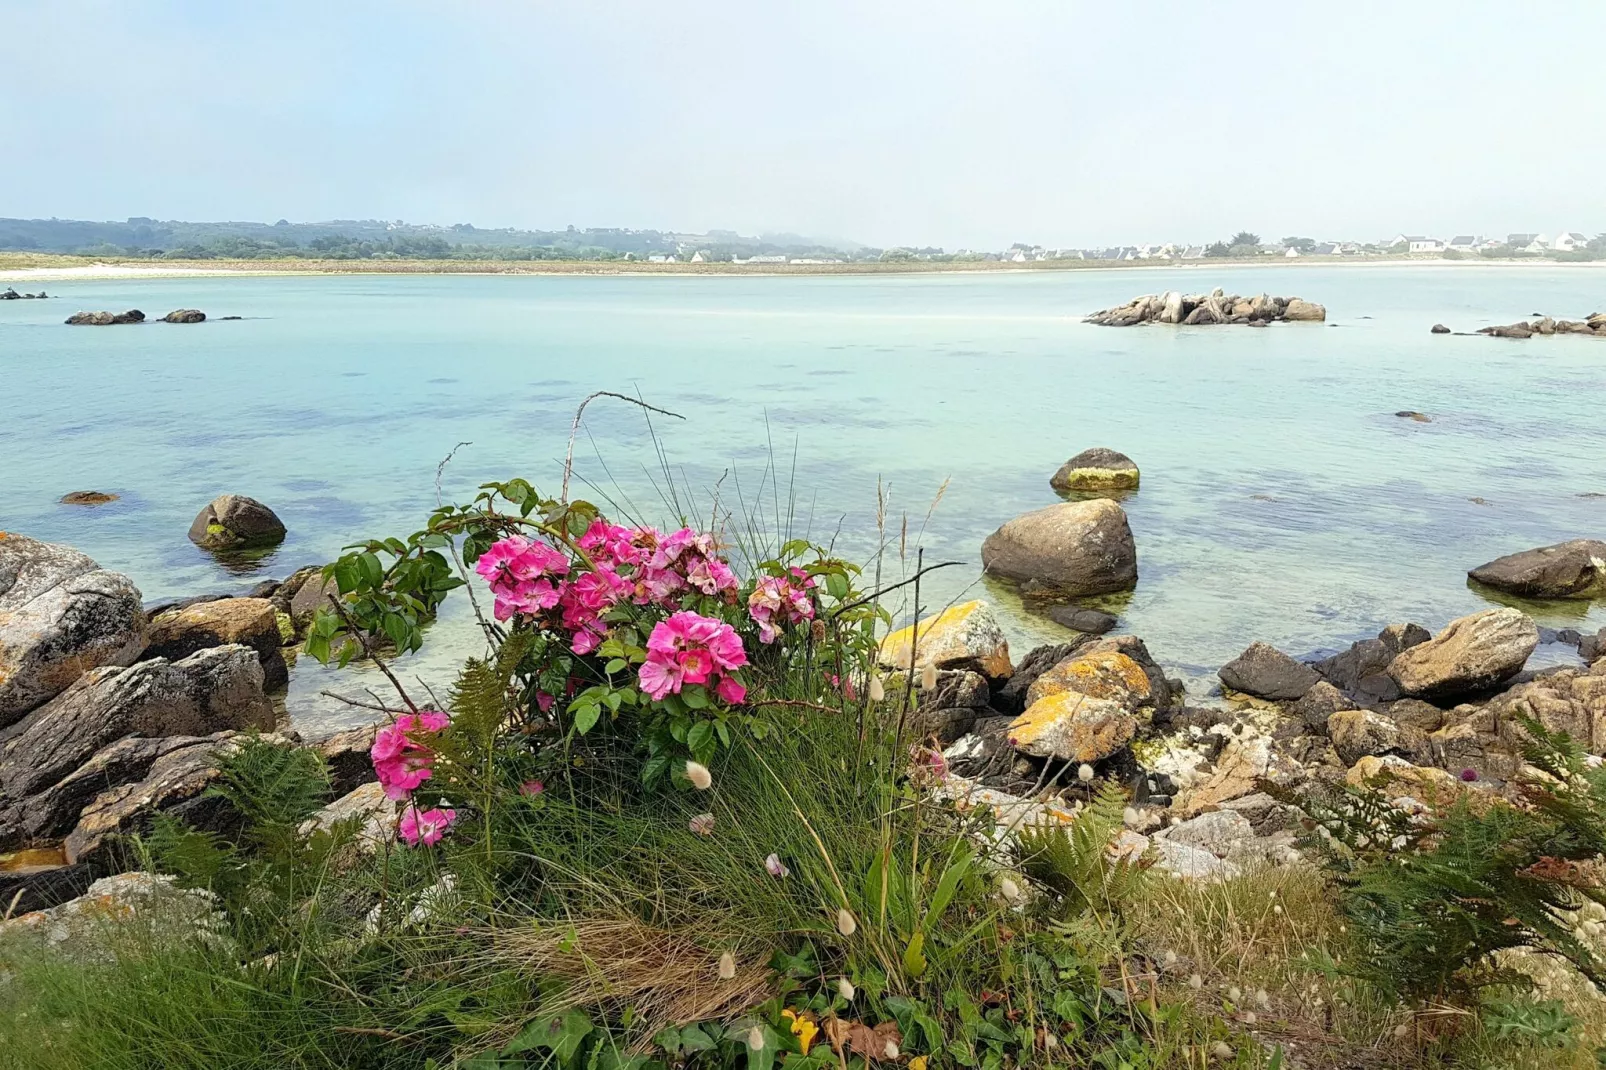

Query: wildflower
[
  {"left": 868, "top": 675, "right": 885, "bottom": 702},
  {"left": 765, "top": 853, "right": 790, "bottom": 878},
  {"left": 1460, "top": 767, "right": 1479, "bottom": 782},
  {"left": 519, "top": 779, "right": 544, "bottom": 796},
  {"left": 397, "top": 804, "right": 456, "bottom": 847},
  {"left": 746, "top": 1026, "right": 765, "bottom": 1052},
  {"left": 718, "top": 951, "right": 736, "bottom": 980},
  {"left": 689, "top": 812, "right": 716, "bottom": 836},
  {"left": 1077, "top": 763, "right": 1095, "bottom": 783},
  {"left": 837, "top": 977, "right": 855, "bottom": 1001},
  {"left": 836, "top": 908, "right": 857, "bottom": 937},
  {"left": 684, "top": 761, "right": 713, "bottom": 791},
  {"left": 781, "top": 1009, "right": 818, "bottom": 1055},
  {"left": 920, "top": 663, "right": 938, "bottom": 691}
]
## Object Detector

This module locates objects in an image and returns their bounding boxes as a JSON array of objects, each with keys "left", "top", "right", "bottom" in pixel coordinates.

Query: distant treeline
[{"left": 0, "top": 217, "right": 862, "bottom": 262}]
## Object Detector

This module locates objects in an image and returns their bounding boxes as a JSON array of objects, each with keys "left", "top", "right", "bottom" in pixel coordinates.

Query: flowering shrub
[{"left": 310, "top": 477, "right": 882, "bottom": 847}]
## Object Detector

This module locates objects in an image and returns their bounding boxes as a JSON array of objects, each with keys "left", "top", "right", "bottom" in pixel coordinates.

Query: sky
[{"left": 4, "top": 0, "right": 1604, "bottom": 249}]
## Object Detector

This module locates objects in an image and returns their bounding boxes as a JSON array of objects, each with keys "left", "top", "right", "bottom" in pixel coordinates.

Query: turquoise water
[{"left": 3, "top": 266, "right": 1604, "bottom": 734}]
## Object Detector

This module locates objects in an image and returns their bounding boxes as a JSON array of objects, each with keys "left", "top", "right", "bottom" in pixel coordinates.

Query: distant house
[
  {"left": 1446, "top": 235, "right": 1480, "bottom": 252},
  {"left": 1553, "top": 231, "right": 1591, "bottom": 252},
  {"left": 1395, "top": 235, "right": 1445, "bottom": 253}
]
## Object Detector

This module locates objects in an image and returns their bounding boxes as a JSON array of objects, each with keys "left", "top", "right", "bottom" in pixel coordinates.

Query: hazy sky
[{"left": 5, "top": 1, "right": 1603, "bottom": 248}]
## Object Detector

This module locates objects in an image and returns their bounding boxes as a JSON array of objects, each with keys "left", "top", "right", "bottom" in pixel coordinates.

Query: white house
[
  {"left": 1553, "top": 231, "right": 1591, "bottom": 252},
  {"left": 1395, "top": 235, "right": 1446, "bottom": 253}
]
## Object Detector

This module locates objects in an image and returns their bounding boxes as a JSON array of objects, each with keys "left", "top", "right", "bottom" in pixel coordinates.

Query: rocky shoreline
[{"left": 4, "top": 462, "right": 1603, "bottom": 923}]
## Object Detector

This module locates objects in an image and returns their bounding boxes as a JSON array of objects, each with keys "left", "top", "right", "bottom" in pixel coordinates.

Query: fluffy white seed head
[
  {"left": 717, "top": 951, "right": 736, "bottom": 980},
  {"left": 685, "top": 761, "right": 713, "bottom": 790}
]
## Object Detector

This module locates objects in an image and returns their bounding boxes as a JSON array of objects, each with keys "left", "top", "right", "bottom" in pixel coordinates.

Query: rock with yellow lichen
[
  {"left": 877, "top": 600, "right": 1012, "bottom": 679},
  {"left": 1006, "top": 691, "right": 1137, "bottom": 762}
]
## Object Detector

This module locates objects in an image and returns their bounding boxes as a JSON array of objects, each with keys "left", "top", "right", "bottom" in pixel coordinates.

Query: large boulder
[
  {"left": 1049, "top": 448, "right": 1140, "bottom": 494},
  {"left": 1005, "top": 692, "right": 1136, "bottom": 762},
  {"left": 1388, "top": 608, "right": 1538, "bottom": 698},
  {"left": 981, "top": 499, "right": 1138, "bottom": 596},
  {"left": 1218, "top": 641, "right": 1320, "bottom": 701},
  {"left": 187, "top": 495, "right": 286, "bottom": 551},
  {"left": 1282, "top": 298, "right": 1326, "bottom": 321},
  {"left": 1467, "top": 540, "right": 1606, "bottom": 599},
  {"left": 0, "top": 646, "right": 274, "bottom": 802},
  {"left": 145, "top": 597, "right": 288, "bottom": 690},
  {"left": 0, "top": 534, "right": 148, "bottom": 728},
  {"left": 878, "top": 600, "right": 1012, "bottom": 678}
]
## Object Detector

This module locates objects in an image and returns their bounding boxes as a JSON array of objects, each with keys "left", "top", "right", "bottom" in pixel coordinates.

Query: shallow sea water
[{"left": 3, "top": 265, "right": 1603, "bottom": 734}]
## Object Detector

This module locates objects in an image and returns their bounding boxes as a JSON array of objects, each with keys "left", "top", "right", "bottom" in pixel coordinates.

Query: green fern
[{"left": 1016, "top": 780, "right": 1148, "bottom": 918}]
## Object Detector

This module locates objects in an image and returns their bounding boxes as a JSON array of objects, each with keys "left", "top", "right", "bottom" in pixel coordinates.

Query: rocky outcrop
[
  {"left": 1086, "top": 290, "right": 1324, "bottom": 327},
  {"left": 981, "top": 498, "right": 1137, "bottom": 596},
  {"left": 1049, "top": 448, "right": 1139, "bottom": 494},
  {"left": 878, "top": 600, "right": 1013, "bottom": 679},
  {"left": 0, "top": 646, "right": 274, "bottom": 804},
  {"left": 1388, "top": 608, "right": 1538, "bottom": 698},
  {"left": 64, "top": 309, "right": 145, "bottom": 325},
  {"left": 145, "top": 597, "right": 288, "bottom": 690},
  {"left": 1218, "top": 642, "right": 1319, "bottom": 701},
  {"left": 162, "top": 309, "right": 206, "bottom": 323},
  {"left": 1477, "top": 314, "right": 1606, "bottom": 339},
  {"left": 0, "top": 533, "right": 148, "bottom": 728},
  {"left": 1468, "top": 540, "right": 1606, "bottom": 599},
  {"left": 187, "top": 494, "right": 287, "bottom": 551}
]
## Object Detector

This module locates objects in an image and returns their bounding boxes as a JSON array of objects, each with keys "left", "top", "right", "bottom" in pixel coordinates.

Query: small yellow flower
[{"left": 781, "top": 1009, "right": 818, "bottom": 1055}]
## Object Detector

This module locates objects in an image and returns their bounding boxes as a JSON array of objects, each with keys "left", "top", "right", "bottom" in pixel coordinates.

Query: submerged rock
[
  {"left": 878, "top": 600, "right": 1012, "bottom": 678},
  {"left": 1388, "top": 608, "right": 1538, "bottom": 698},
  {"left": 981, "top": 498, "right": 1137, "bottom": 596},
  {"left": 0, "top": 533, "right": 148, "bottom": 728},
  {"left": 1049, "top": 447, "right": 1140, "bottom": 494},
  {"left": 1468, "top": 539, "right": 1606, "bottom": 599},
  {"left": 187, "top": 494, "right": 287, "bottom": 551}
]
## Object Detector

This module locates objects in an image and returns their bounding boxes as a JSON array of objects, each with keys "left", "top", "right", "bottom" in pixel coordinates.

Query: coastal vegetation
[{"left": 5, "top": 428, "right": 1606, "bottom": 1069}]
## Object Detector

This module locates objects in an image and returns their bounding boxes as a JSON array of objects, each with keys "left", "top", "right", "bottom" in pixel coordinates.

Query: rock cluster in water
[
  {"left": 1474, "top": 312, "right": 1606, "bottom": 338},
  {"left": 1086, "top": 289, "right": 1325, "bottom": 326}
]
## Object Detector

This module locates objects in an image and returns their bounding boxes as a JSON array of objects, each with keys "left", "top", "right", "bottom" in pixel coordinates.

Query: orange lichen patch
[
  {"left": 1007, "top": 692, "right": 1136, "bottom": 761},
  {"left": 878, "top": 600, "right": 1012, "bottom": 678},
  {"left": 1025, "top": 650, "right": 1151, "bottom": 709}
]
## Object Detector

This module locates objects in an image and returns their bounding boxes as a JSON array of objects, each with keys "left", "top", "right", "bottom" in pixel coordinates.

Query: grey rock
[
  {"left": 0, "top": 534, "right": 148, "bottom": 728},
  {"left": 1313, "top": 623, "right": 1431, "bottom": 693},
  {"left": 187, "top": 495, "right": 286, "bottom": 551},
  {"left": 1389, "top": 608, "right": 1538, "bottom": 698},
  {"left": 0, "top": 646, "right": 273, "bottom": 802},
  {"left": 1045, "top": 606, "right": 1117, "bottom": 634},
  {"left": 1468, "top": 540, "right": 1606, "bottom": 599},
  {"left": 981, "top": 499, "right": 1138, "bottom": 597},
  {"left": 1218, "top": 641, "right": 1320, "bottom": 701}
]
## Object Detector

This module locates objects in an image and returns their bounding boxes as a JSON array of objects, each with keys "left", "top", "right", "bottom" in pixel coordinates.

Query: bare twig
[
  {"left": 829, "top": 560, "right": 964, "bottom": 618},
  {"left": 562, "top": 391, "right": 685, "bottom": 503}
]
